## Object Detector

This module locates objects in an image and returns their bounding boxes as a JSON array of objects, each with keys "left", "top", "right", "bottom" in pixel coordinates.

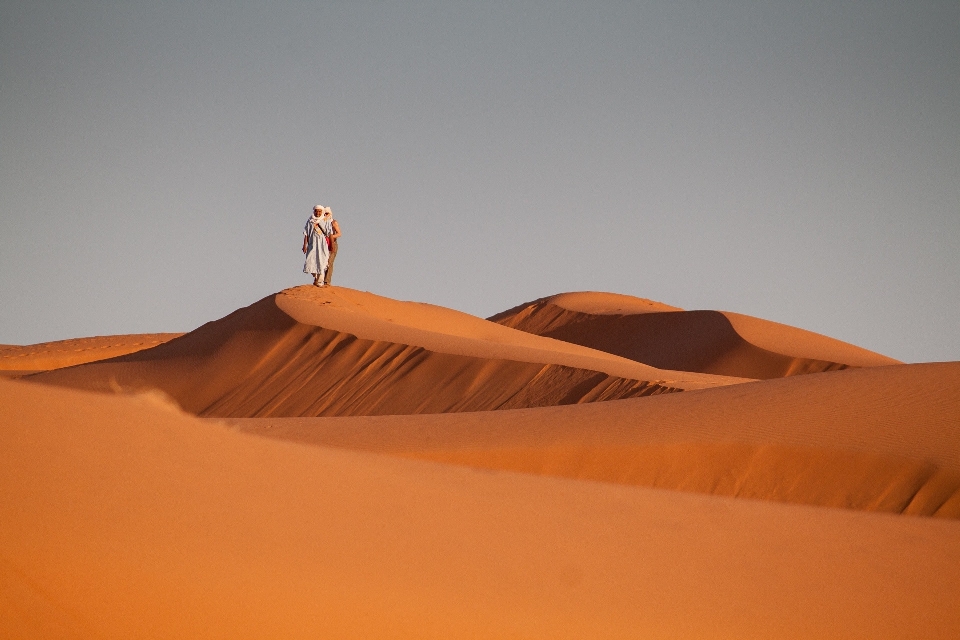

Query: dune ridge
[
  {"left": 228, "top": 362, "right": 960, "bottom": 518},
  {"left": 275, "top": 287, "right": 741, "bottom": 387},
  {"left": 29, "top": 289, "right": 688, "bottom": 417},
  {"left": 490, "top": 292, "right": 900, "bottom": 379},
  {"left": 0, "top": 333, "right": 182, "bottom": 377},
  {"left": 4, "top": 285, "right": 960, "bottom": 637},
  {"left": 3, "top": 377, "right": 959, "bottom": 639},
  {"left": 400, "top": 443, "right": 960, "bottom": 517}
]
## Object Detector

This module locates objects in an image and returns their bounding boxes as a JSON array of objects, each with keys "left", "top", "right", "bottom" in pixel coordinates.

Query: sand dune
[
  {"left": 491, "top": 292, "right": 901, "bottom": 379},
  {"left": 0, "top": 333, "right": 181, "bottom": 377},
  {"left": 28, "top": 287, "right": 742, "bottom": 417},
  {"left": 3, "top": 377, "right": 959, "bottom": 639},
  {"left": 273, "top": 287, "right": 744, "bottom": 389},
  {"left": 6, "top": 286, "right": 958, "bottom": 637},
  {"left": 230, "top": 362, "right": 960, "bottom": 517}
]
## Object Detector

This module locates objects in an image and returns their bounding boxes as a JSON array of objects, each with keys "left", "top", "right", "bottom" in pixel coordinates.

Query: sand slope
[
  {"left": 230, "top": 362, "right": 960, "bottom": 518},
  {"left": 28, "top": 288, "right": 743, "bottom": 417},
  {"left": 0, "top": 333, "right": 181, "bottom": 378},
  {"left": 2, "top": 377, "right": 959, "bottom": 639},
  {"left": 5, "top": 286, "right": 960, "bottom": 637},
  {"left": 491, "top": 292, "right": 901, "bottom": 379}
]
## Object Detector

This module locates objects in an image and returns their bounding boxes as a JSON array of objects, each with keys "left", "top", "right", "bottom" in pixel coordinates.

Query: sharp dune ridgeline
[
  {"left": 489, "top": 291, "right": 901, "bottom": 379},
  {"left": 4, "top": 286, "right": 959, "bottom": 639},
  {"left": 0, "top": 333, "right": 182, "bottom": 378},
  {"left": 29, "top": 287, "right": 710, "bottom": 417}
]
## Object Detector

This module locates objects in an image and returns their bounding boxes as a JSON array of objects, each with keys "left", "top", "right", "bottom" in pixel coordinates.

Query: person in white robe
[{"left": 302, "top": 205, "right": 332, "bottom": 286}]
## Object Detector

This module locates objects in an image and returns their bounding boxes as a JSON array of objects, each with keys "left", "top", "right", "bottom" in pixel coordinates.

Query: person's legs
[{"left": 324, "top": 241, "right": 338, "bottom": 285}]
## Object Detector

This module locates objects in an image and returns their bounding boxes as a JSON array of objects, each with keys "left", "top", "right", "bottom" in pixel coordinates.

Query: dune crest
[
  {"left": 401, "top": 442, "right": 960, "bottom": 517},
  {"left": 4, "top": 285, "right": 960, "bottom": 637},
  {"left": 490, "top": 291, "right": 900, "bottom": 379},
  {"left": 275, "top": 286, "right": 740, "bottom": 387},
  {"left": 229, "top": 362, "right": 960, "bottom": 518},
  {"left": 29, "top": 288, "right": 708, "bottom": 417},
  {"left": 0, "top": 333, "right": 182, "bottom": 377}
]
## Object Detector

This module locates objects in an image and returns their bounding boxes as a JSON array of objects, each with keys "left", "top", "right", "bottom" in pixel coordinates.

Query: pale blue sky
[{"left": 2, "top": 1, "right": 958, "bottom": 362}]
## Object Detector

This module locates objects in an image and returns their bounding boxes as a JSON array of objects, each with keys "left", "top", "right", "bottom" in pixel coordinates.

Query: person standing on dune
[
  {"left": 302, "top": 205, "right": 331, "bottom": 286},
  {"left": 322, "top": 207, "right": 341, "bottom": 286}
]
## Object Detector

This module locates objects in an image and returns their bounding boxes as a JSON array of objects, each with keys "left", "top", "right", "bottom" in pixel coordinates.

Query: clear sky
[{"left": 2, "top": 1, "right": 958, "bottom": 362}]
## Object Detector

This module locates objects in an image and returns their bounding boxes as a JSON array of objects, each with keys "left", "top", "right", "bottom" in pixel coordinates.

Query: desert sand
[
  {"left": 491, "top": 292, "right": 901, "bottom": 378},
  {"left": 0, "top": 333, "right": 181, "bottom": 378},
  {"left": 229, "top": 362, "right": 960, "bottom": 517},
  {"left": 3, "top": 286, "right": 959, "bottom": 638},
  {"left": 30, "top": 287, "right": 744, "bottom": 417}
]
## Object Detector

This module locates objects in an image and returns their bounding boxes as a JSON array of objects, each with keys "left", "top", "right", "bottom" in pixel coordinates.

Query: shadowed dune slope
[
  {"left": 28, "top": 289, "right": 693, "bottom": 418},
  {"left": 3, "top": 378, "right": 960, "bottom": 639},
  {"left": 0, "top": 333, "right": 182, "bottom": 377},
  {"left": 273, "top": 286, "right": 741, "bottom": 388},
  {"left": 229, "top": 362, "right": 960, "bottom": 518},
  {"left": 490, "top": 292, "right": 900, "bottom": 379}
]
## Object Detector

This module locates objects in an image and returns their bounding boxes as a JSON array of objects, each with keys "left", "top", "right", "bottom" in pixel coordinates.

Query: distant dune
[
  {"left": 490, "top": 291, "right": 900, "bottom": 379},
  {"left": 29, "top": 287, "right": 740, "bottom": 417},
  {"left": 4, "top": 286, "right": 958, "bottom": 638},
  {"left": 0, "top": 333, "right": 181, "bottom": 377}
]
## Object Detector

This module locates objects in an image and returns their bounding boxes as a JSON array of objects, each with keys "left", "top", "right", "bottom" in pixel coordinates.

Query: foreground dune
[
  {"left": 2, "top": 377, "right": 959, "bottom": 639},
  {"left": 229, "top": 362, "right": 960, "bottom": 518},
  {"left": 0, "top": 333, "right": 181, "bottom": 377},
  {"left": 491, "top": 292, "right": 901, "bottom": 379},
  {"left": 29, "top": 287, "right": 741, "bottom": 417}
]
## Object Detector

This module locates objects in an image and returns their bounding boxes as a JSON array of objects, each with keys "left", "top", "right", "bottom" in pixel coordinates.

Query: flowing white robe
[{"left": 302, "top": 215, "right": 331, "bottom": 276}]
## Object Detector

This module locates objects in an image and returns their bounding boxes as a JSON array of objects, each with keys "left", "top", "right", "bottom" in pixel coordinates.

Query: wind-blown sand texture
[
  {"left": 491, "top": 292, "right": 901, "bottom": 378},
  {"left": 29, "top": 288, "right": 741, "bottom": 417},
  {"left": 232, "top": 362, "right": 960, "bottom": 517},
  {"left": 4, "top": 287, "right": 959, "bottom": 638},
  {"left": 0, "top": 333, "right": 182, "bottom": 377}
]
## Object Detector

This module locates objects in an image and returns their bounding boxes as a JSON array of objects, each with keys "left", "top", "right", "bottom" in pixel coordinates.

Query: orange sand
[
  {"left": 491, "top": 292, "right": 900, "bottom": 378},
  {"left": 231, "top": 362, "right": 960, "bottom": 517},
  {"left": 4, "top": 287, "right": 958, "bottom": 638},
  {"left": 3, "top": 377, "right": 959, "bottom": 638},
  {"left": 29, "top": 288, "right": 742, "bottom": 417},
  {"left": 0, "top": 333, "right": 181, "bottom": 377}
]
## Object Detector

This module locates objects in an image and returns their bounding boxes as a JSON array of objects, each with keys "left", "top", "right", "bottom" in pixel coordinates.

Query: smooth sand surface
[
  {"left": 491, "top": 292, "right": 901, "bottom": 379},
  {"left": 277, "top": 286, "right": 698, "bottom": 382},
  {"left": 229, "top": 362, "right": 960, "bottom": 517},
  {"left": 6, "top": 287, "right": 958, "bottom": 637},
  {"left": 0, "top": 333, "right": 181, "bottom": 377},
  {"left": 3, "top": 377, "right": 959, "bottom": 639},
  {"left": 277, "top": 287, "right": 745, "bottom": 388},
  {"left": 28, "top": 288, "right": 744, "bottom": 418}
]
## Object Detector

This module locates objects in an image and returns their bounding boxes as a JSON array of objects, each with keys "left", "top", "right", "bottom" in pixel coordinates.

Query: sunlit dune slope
[
  {"left": 230, "top": 362, "right": 960, "bottom": 518},
  {"left": 490, "top": 291, "right": 901, "bottom": 379},
  {"left": 0, "top": 333, "right": 182, "bottom": 377},
  {"left": 274, "top": 286, "right": 738, "bottom": 388},
  {"left": 29, "top": 287, "right": 743, "bottom": 417},
  {"left": 3, "top": 378, "right": 959, "bottom": 639}
]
